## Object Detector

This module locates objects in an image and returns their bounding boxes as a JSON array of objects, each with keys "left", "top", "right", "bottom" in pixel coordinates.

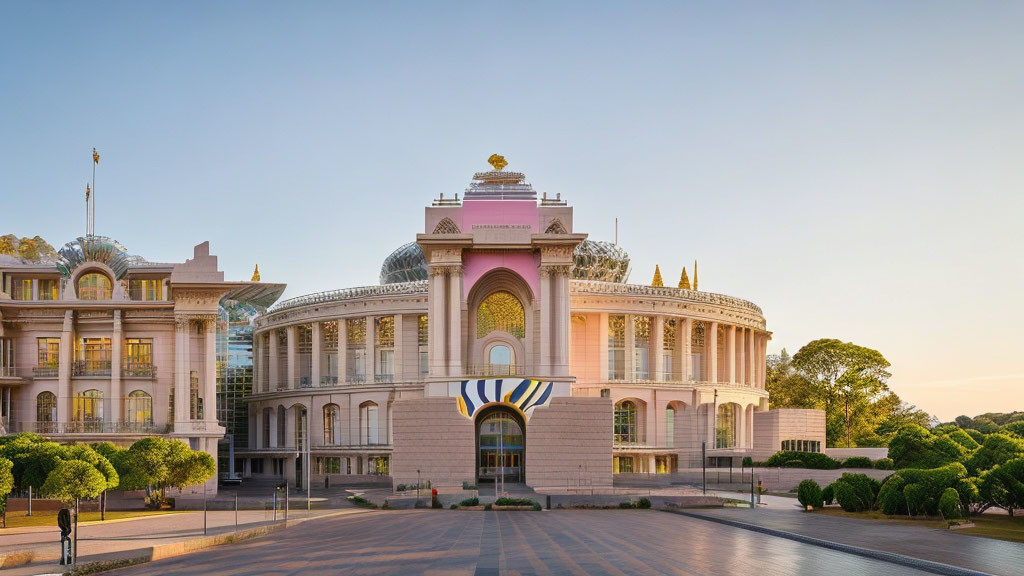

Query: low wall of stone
[
  {"left": 824, "top": 447, "right": 890, "bottom": 461},
  {"left": 391, "top": 397, "right": 475, "bottom": 489},
  {"left": 525, "top": 397, "right": 613, "bottom": 490}
]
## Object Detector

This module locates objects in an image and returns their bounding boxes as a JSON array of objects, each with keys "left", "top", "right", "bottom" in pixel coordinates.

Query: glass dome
[
  {"left": 55, "top": 235, "right": 146, "bottom": 280},
  {"left": 380, "top": 242, "right": 428, "bottom": 284},
  {"left": 572, "top": 240, "right": 630, "bottom": 283}
]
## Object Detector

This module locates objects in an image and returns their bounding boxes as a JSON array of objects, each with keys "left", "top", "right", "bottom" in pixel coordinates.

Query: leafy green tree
[
  {"left": 791, "top": 339, "right": 892, "bottom": 447},
  {"left": 118, "top": 437, "right": 172, "bottom": 492},
  {"left": 978, "top": 458, "right": 1024, "bottom": 516},
  {"left": 164, "top": 441, "right": 215, "bottom": 491},
  {"left": 966, "top": 434, "right": 1024, "bottom": 475},
  {"left": 1003, "top": 421, "right": 1024, "bottom": 438},
  {"left": 0, "top": 457, "right": 13, "bottom": 528},
  {"left": 41, "top": 460, "right": 107, "bottom": 503},
  {"left": 888, "top": 424, "right": 967, "bottom": 469}
]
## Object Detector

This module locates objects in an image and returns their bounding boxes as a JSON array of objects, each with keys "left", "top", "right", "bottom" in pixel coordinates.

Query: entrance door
[{"left": 476, "top": 407, "right": 524, "bottom": 483}]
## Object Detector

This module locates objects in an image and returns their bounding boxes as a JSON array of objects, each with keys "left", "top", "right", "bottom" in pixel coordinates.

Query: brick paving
[{"left": 112, "top": 509, "right": 941, "bottom": 575}]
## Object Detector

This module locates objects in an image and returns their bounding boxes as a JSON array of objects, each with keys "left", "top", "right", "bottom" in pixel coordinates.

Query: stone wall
[
  {"left": 825, "top": 447, "right": 889, "bottom": 461},
  {"left": 751, "top": 408, "right": 826, "bottom": 461},
  {"left": 392, "top": 397, "right": 475, "bottom": 488},
  {"left": 525, "top": 397, "right": 613, "bottom": 490}
]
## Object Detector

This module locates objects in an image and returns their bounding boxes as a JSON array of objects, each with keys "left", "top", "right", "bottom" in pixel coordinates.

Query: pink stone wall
[
  {"left": 463, "top": 252, "right": 540, "bottom": 300},
  {"left": 525, "top": 397, "right": 613, "bottom": 489},
  {"left": 461, "top": 200, "right": 538, "bottom": 232},
  {"left": 392, "top": 397, "right": 475, "bottom": 488}
]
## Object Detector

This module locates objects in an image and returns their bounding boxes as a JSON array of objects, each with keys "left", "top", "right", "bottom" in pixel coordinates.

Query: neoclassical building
[
  {"left": 245, "top": 158, "right": 819, "bottom": 490},
  {"left": 0, "top": 236, "right": 283, "bottom": 490}
]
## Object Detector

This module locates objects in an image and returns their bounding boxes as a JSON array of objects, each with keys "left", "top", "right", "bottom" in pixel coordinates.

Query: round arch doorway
[{"left": 475, "top": 405, "right": 525, "bottom": 484}]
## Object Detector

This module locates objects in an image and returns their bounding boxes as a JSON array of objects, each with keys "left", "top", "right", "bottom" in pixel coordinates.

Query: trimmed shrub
[
  {"left": 841, "top": 457, "right": 873, "bottom": 469},
  {"left": 458, "top": 497, "right": 479, "bottom": 507},
  {"left": 939, "top": 488, "right": 961, "bottom": 520},
  {"left": 838, "top": 473, "right": 877, "bottom": 511},
  {"left": 944, "top": 428, "right": 981, "bottom": 451},
  {"left": 797, "top": 480, "right": 823, "bottom": 509},
  {"left": 783, "top": 459, "right": 805, "bottom": 468},
  {"left": 903, "top": 483, "right": 928, "bottom": 516},
  {"left": 955, "top": 476, "right": 980, "bottom": 515},
  {"left": 900, "top": 463, "right": 969, "bottom": 516},
  {"left": 636, "top": 497, "right": 651, "bottom": 509},
  {"left": 742, "top": 457, "right": 753, "bottom": 467},
  {"left": 877, "top": 473, "right": 907, "bottom": 515},
  {"left": 966, "top": 433, "right": 1024, "bottom": 474},
  {"left": 1003, "top": 421, "right": 1024, "bottom": 438},
  {"left": 821, "top": 484, "right": 835, "bottom": 505},
  {"left": 765, "top": 451, "right": 840, "bottom": 470},
  {"left": 450, "top": 504, "right": 458, "bottom": 510},
  {"left": 964, "top": 429, "right": 986, "bottom": 444},
  {"left": 832, "top": 481, "right": 860, "bottom": 512},
  {"left": 618, "top": 501, "right": 634, "bottom": 509},
  {"left": 494, "top": 497, "right": 540, "bottom": 508},
  {"left": 873, "top": 458, "right": 895, "bottom": 470}
]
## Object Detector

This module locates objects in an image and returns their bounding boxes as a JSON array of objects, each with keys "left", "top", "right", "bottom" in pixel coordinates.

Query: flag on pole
[{"left": 92, "top": 148, "right": 100, "bottom": 164}]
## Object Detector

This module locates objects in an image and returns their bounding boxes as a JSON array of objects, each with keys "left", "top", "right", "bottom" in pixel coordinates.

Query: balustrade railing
[
  {"left": 463, "top": 364, "right": 527, "bottom": 377},
  {"left": 33, "top": 365, "right": 59, "bottom": 377},
  {"left": 23, "top": 421, "right": 171, "bottom": 434},
  {"left": 72, "top": 360, "right": 112, "bottom": 377},
  {"left": 122, "top": 362, "right": 157, "bottom": 377}
]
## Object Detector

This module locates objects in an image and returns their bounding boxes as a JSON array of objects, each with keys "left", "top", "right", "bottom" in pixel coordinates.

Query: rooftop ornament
[
  {"left": 572, "top": 240, "right": 630, "bottom": 283},
  {"left": 380, "top": 242, "right": 428, "bottom": 284},
  {"left": 55, "top": 235, "right": 145, "bottom": 280}
]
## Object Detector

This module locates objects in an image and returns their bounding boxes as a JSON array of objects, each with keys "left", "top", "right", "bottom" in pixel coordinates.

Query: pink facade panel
[
  {"left": 463, "top": 251, "right": 540, "bottom": 299},
  {"left": 461, "top": 200, "right": 539, "bottom": 232}
]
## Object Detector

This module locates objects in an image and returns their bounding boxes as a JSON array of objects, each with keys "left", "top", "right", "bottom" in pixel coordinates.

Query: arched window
[
  {"left": 78, "top": 273, "right": 112, "bottom": 300},
  {"left": 476, "top": 291, "right": 525, "bottom": 338},
  {"left": 614, "top": 400, "right": 637, "bottom": 444},
  {"left": 124, "top": 390, "right": 153, "bottom": 429},
  {"left": 489, "top": 344, "right": 512, "bottom": 366},
  {"left": 73, "top": 389, "right": 103, "bottom": 425},
  {"left": 37, "top": 391, "right": 56, "bottom": 424},
  {"left": 277, "top": 405, "right": 286, "bottom": 448},
  {"left": 716, "top": 403, "right": 737, "bottom": 449},
  {"left": 323, "top": 404, "right": 339, "bottom": 445},
  {"left": 360, "top": 401, "right": 379, "bottom": 445}
]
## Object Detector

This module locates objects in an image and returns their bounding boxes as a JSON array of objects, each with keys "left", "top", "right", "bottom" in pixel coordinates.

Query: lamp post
[{"left": 417, "top": 469, "right": 421, "bottom": 501}]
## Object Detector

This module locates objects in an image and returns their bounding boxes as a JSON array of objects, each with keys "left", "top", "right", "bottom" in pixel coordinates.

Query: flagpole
[{"left": 90, "top": 148, "right": 99, "bottom": 236}]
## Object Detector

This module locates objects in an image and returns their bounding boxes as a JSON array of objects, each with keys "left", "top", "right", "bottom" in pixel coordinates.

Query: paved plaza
[{"left": 108, "top": 509, "right": 978, "bottom": 576}]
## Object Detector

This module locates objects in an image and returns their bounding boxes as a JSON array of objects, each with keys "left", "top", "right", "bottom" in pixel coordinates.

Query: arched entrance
[{"left": 475, "top": 405, "right": 525, "bottom": 484}]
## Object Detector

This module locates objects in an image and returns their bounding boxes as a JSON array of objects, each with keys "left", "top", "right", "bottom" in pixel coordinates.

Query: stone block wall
[
  {"left": 525, "top": 397, "right": 613, "bottom": 490},
  {"left": 392, "top": 397, "right": 475, "bottom": 488},
  {"left": 752, "top": 408, "right": 826, "bottom": 461}
]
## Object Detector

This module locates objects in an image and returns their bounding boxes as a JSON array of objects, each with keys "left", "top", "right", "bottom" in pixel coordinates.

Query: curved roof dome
[
  {"left": 55, "top": 235, "right": 146, "bottom": 280},
  {"left": 380, "top": 242, "right": 427, "bottom": 284},
  {"left": 572, "top": 240, "right": 630, "bottom": 283}
]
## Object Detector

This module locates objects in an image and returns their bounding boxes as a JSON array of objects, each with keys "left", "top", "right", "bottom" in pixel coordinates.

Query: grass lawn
[
  {"left": 2, "top": 509, "right": 184, "bottom": 529},
  {"left": 815, "top": 506, "right": 1024, "bottom": 543}
]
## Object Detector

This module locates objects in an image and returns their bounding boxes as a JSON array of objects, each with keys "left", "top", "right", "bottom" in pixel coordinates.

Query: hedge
[
  {"left": 841, "top": 457, "right": 873, "bottom": 469},
  {"left": 873, "top": 458, "right": 895, "bottom": 470},
  {"left": 821, "top": 484, "right": 835, "bottom": 505},
  {"left": 765, "top": 451, "right": 840, "bottom": 470},
  {"left": 879, "top": 463, "right": 968, "bottom": 516},
  {"left": 904, "top": 483, "right": 928, "bottom": 516},
  {"left": 877, "top": 473, "right": 907, "bottom": 515},
  {"left": 833, "top": 481, "right": 860, "bottom": 512},
  {"left": 939, "top": 488, "right": 961, "bottom": 520},
  {"left": 797, "top": 480, "right": 823, "bottom": 509}
]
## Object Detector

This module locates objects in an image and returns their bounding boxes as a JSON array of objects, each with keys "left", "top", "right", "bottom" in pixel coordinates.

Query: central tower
[{"left": 417, "top": 157, "right": 585, "bottom": 383}]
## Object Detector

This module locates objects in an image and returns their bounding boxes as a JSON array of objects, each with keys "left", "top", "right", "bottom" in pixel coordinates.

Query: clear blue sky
[{"left": 2, "top": 1, "right": 1022, "bottom": 421}]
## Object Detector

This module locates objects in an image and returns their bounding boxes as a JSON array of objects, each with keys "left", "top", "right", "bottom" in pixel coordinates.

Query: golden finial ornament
[
  {"left": 85, "top": 183, "right": 91, "bottom": 201},
  {"left": 251, "top": 264, "right": 260, "bottom": 281},
  {"left": 92, "top": 148, "right": 100, "bottom": 164},
  {"left": 678, "top": 267, "right": 691, "bottom": 290},
  {"left": 651, "top": 265, "right": 664, "bottom": 287},
  {"left": 693, "top": 260, "right": 698, "bottom": 291},
  {"left": 488, "top": 154, "right": 508, "bottom": 171}
]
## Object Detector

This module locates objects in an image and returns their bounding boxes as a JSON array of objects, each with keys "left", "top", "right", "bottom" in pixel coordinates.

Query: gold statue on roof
[
  {"left": 488, "top": 154, "right": 508, "bottom": 171},
  {"left": 251, "top": 264, "right": 260, "bottom": 282}
]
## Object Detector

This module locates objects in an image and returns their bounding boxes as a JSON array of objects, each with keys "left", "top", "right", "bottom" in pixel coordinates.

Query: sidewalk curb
[
  {"left": 666, "top": 510, "right": 995, "bottom": 576},
  {"left": 5, "top": 508, "right": 374, "bottom": 573},
  {"left": 0, "top": 512, "right": 190, "bottom": 536}
]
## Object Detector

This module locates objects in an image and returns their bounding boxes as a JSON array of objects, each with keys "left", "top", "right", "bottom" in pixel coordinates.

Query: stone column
[
  {"left": 311, "top": 322, "right": 322, "bottom": 387},
  {"left": 707, "top": 322, "right": 718, "bottom": 383},
  {"left": 428, "top": 270, "right": 446, "bottom": 377},
  {"left": 447, "top": 267, "right": 463, "bottom": 376},
  {"left": 31, "top": 279, "right": 39, "bottom": 300},
  {"left": 652, "top": 315, "right": 665, "bottom": 381},
  {"left": 338, "top": 319, "right": 348, "bottom": 383},
  {"left": 286, "top": 326, "right": 297, "bottom": 390},
  {"left": 58, "top": 310, "right": 74, "bottom": 425},
  {"left": 268, "top": 329, "right": 280, "bottom": 391},
  {"left": 174, "top": 317, "right": 190, "bottom": 428},
  {"left": 737, "top": 404, "right": 746, "bottom": 449},
  {"left": 682, "top": 318, "right": 693, "bottom": 382},
  {"left": 747, "top": 330, "right": 756, "bottom": 387},
  {"left": 205, "top": 318, "right": 217, "bottom": 422},
  {"left": 285, "top": 405, "right": 296, "bottom": 449},
  {"left": 110, "top": 310, "right": 122, "bottom": 424},
  {"left": 268, "top": 406, "right": 278, "bottom": 448},
  {"left": 393, "top": 314, "right": 404, "bottom": 381},
  {"left": 726, "top": 326, "right": 736, "bottom": 384},
  {"left": 539, "top": 267, "right": 551, "bottom": 375},
  {"left": 366, "top": 316, "right": 376, "bottom": 383},
  {"left": 598, "top": 313, "right": 609, "bottom": 381},
  {"left": 624, "top": 315, "right": 636, "bottom": 379},
  {"left": 737, "top": 327, "right": 746, "bottom": 386}
]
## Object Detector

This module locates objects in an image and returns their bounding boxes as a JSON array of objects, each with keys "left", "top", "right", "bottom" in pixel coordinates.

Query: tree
[
  {"left": 164, "top": 441, "right": 215, "bottom": 491},
  {"left": 978, "top": 458, "right": 1024, "bottom": 516},
  {"left": 790, "top": 339, "right": 892, "bottom": 447},
  {"left": 766, "top": 349, "right": 819, "bottom": 408},
  {"left": 887, "top": 424, "right": 967, "bottom": 469},
  {"left": 0, "top": 457, "right": 13, "bottom": 528},
  {"left": 117, "top": 437, "right": 172, "bottom": 492},
  {"left": 966, "top": 434, "right": 1024, "bottom": 475},
  {"left": 41, "top": 460, "right": 107, "bottom": 503}
]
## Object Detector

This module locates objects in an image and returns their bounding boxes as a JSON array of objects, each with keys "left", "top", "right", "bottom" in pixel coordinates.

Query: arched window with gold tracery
[
  {"left": 78, "top": 272, "right": 112, "bottom": 300},
  {"left": 476, "top": 291, "right": 525, "bottom": 339}
]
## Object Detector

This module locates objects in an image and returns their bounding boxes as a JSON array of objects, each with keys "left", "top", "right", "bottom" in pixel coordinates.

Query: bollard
[
  {"left": 546, "top": 495, "right": 551, "bottom": 510},
  {"left": 285, "top": 484, "right": 289, "bottom": 522},
  {"left": 235, "top": 493, "right": 239, "bottom": 530},
  {"left": 273, "top": 490, "right": 278, "bottom": 522}
]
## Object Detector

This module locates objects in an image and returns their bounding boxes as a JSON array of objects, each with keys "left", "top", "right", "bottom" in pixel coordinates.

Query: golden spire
[
  {"left": 678, "top": 267, "right": 691, "bottom": 290},
  {"left": 488, "top": 154, "right": 508, "bottom": 171},
  {"left": 651, "top": 265, "right": 664, "bottom": 287},
  {"left": 693, "top": 260, "right": 698, "bottom": 291},
  {"left": 92, "top": 147, "right": 100, "bottom": 164},
  {"left": 251, "top": 264, "right": 260, "bottom": 281}
]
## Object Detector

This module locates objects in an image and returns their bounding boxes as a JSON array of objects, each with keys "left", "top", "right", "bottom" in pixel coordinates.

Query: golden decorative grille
[
  {"left": 347, "top": 318, "right": 366, "bottom": 346},
  {"left": 634, "top": 316, "right": 651, "bottom": 344},
  {"left": 375, "top": 316, "right": 395, "bottom": 348},
  {"left": 476, "top": 291, "right": 526, "bottom": 339},
  {"left": 321, "top": 321, "right": 338, "bottom": 349},
  {"left": 693, "top": 321, "right": 705, "bottom": 347},
  {"left": 663, "top": 318, "right": 676, "bottom": 350},
  {"left": 297, "top": 324, "right": 313, "bottom": 353},
  {"left": 608, "top": 315, "right": 626, "bottom": 347},
  {"left": 417, "top": 315, "right": 428, "bottom": 345}
]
